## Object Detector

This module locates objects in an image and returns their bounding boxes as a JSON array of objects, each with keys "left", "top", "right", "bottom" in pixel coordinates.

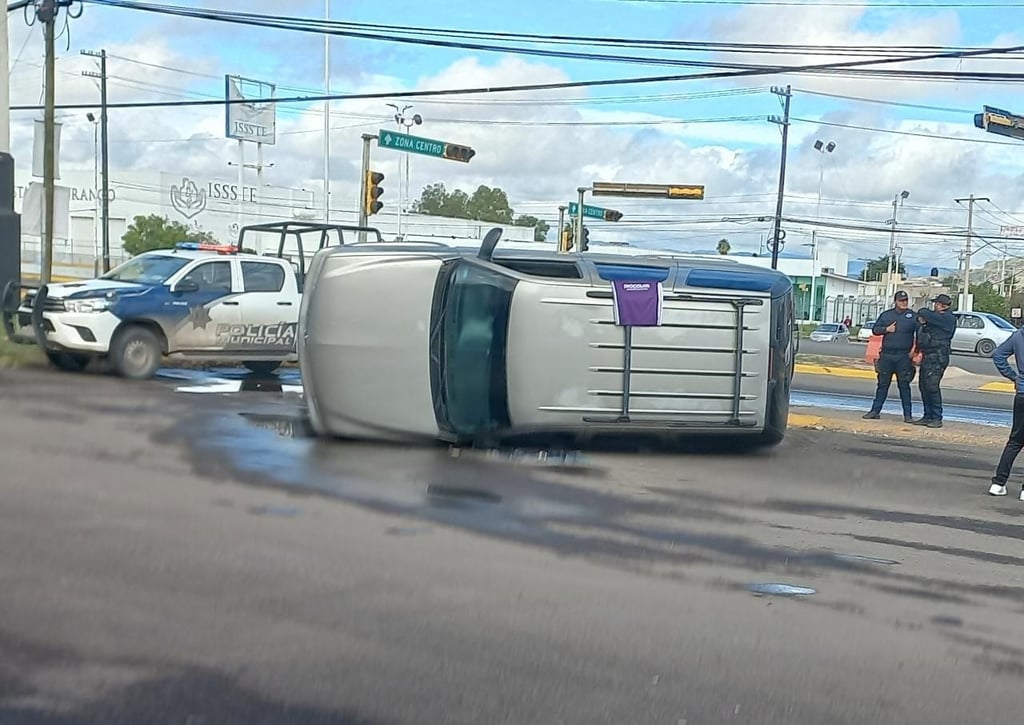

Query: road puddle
[{"left": 158, "top": 367, "right": 304, "bottom": 395}]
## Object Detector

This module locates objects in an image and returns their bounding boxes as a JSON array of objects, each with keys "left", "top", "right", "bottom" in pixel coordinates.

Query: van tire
[
  {"left": 46, "top": 351, "right": 90, "bottom": 372},
  {"left": 977, "top": 339, "right": 996, "bottom": 357},
  {"left": 111, "top": 326, "right": 163, "bottom": 380}
]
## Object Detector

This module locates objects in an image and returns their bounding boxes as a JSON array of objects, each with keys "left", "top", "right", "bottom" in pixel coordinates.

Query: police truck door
[
  {"left": 236, "top": 259, "right": 300, "bottom": 354},
  {"left": 168, "top": 258, "right": 242, "bottom": 352}
]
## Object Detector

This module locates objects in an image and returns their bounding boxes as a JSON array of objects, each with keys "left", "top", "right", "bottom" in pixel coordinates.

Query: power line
[
  {"left": 793, "top": 117, "right": 1024, "bottom": 146},
  {"left": 14, "top": 38, "right": 1024, "bottom": 113},
  {"left": 793, "top": 88, "right": 974, "bottom": 114},
  {"left": 606, "top": 0, "right": 1024, "bottom": 6}
]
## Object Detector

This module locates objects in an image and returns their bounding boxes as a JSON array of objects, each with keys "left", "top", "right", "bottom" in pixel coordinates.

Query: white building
[{"left": 15, "top": 167, "right": 536, "bottom": 278}]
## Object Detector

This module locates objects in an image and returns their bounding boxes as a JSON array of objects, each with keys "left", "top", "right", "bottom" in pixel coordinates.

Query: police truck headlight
[{"left": 65, "top": 298, "right": 113, "bottom": 313}]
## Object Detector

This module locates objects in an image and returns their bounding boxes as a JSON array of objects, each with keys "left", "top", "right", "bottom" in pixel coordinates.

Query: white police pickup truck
[{"left": 4, "top": 243, "right": 301, "bottom": 379}]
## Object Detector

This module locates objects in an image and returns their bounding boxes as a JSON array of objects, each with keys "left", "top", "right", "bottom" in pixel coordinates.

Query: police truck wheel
[
  {"left": 111, "top": 326, "right": 162, "bottom": 380},
  {"left": 243, "top": 361, "right": 281, "bottom": 376},
  {"left": 977, "top": 339, "right": 996, "bottom": 357},
  {"left": 45, "top": 351, "right": 90, "bottom": 372}
]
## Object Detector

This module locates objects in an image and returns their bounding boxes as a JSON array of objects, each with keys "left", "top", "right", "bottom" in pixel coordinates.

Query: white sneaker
[{"left": 990, "top": 483, "right": 1008, "bottom": 496}]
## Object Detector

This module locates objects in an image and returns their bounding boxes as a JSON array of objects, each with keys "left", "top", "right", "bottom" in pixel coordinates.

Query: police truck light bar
[{"left": 175, "top": 242, "right": 239, "bottom": 254}]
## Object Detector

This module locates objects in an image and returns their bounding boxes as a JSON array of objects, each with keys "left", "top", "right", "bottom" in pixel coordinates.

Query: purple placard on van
[{"left": 611, "top": 280, "right": 663, "bottom": 326}]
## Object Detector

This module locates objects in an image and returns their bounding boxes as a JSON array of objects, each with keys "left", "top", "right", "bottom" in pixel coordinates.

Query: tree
[
  {"left": 412, "top": 183, "right": 469, "bottom": 218},
  {"left": 412, "top": 182, "right": 522, "bottom": 227},
  {"left": 963, "top": 282, "right": 1009, "bottom": 319},
  {"left": 716, "top": 238, "right": 731, "bottom": 255},
  {"left": 121, "top": 214, "right": 217, "bottom": 256},
  {"left": 859, "top": 254, "right": 906, "bottom": 282},
  {"left": 514, "top": 214, "right": 550, "bottom": 242}
]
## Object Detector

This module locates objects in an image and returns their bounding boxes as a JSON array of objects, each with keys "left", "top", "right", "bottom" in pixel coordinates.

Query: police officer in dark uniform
[
  {"left": 863, "top": 290, "right": 918, "bottom": 422},
  {"left": 912, "top": 293, "right": 955, "bottom": 428}
]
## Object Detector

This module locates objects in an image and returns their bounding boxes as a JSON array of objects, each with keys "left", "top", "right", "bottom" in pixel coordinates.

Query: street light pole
[
  {"left": 87, "top": 113, "right": 99, "bottom": 271},
  {"left": 810, "top": 139, "right": 835, "bottom": 323},
  {"left": 386, "top": 103, "right": 422, "bottom": 239}
]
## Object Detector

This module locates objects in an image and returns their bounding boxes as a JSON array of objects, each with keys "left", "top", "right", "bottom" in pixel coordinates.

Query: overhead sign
[
  {"left": 592, "top": 181, "right": 704, "bottom": 200},
  {"left": 377, "top": 130, "right": 476, "bottom": 163},
  {"left": 225, "top": 75, "right": 277, "bottom": 145},
  {"left": 568, "top": 202, "right": 623, "bottom": 221},
  {"left": 974, "top": 105, "right": 1024, "bottom": 141}
]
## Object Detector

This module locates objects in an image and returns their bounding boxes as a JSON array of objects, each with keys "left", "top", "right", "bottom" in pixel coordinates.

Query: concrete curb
[
  {"left": 794, "top": 361, "right": 1014, "bottom": 394},
  {"left": 789, "top": 409, "right": 1008, "bottom": 446}
]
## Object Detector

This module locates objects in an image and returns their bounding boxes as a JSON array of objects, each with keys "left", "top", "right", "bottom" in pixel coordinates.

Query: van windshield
[{"left": 435, "top": 263, "right": 516, "bottom": 437}]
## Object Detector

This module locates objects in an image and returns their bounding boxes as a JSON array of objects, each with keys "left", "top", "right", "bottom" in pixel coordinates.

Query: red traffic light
[
  {"left": 442, "top": 143, "right": 476, "bottom": 163},
  {"left": 368, "top": 171, "right": 384, "bottom": 185},
  {"left": 602, "top": 209, "right": 623, "bottom": 222}
]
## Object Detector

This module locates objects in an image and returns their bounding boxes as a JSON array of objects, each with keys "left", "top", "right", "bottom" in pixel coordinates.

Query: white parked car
[
  {"left": 857, "top": 321, "right": 876, "bottom": 342},
  {"left": 808, "top": 323, "right": 850, "bottom": 343},
  {"left": 952, "top": 311, "right": 1016, "bottom": 357}
]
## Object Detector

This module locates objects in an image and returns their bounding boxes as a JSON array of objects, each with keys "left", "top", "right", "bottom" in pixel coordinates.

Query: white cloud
[{"left": 8, "top": 6, "right": 1024, "bottom": 270}]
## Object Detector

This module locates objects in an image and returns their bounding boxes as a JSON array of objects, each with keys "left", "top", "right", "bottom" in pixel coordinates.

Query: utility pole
[
  {"left": 885, "top": 190, "right": 910, "bottom": 300},
  {"left": 955, "top": 194, "right": 990, "bottom": 312},
  {"left": 41, "top": 1, "right": 56, "bottom": 285},
  {"left": 768, "top": 84, "right": 791, "bottom": 270},
  {"left": 82, "top": 49, "right": 110, "bottom": 272},
  {"left": 323, "top": 0, "right": 331, "bottom": 223},
  {"left": 0, "top": 6, "right": 10, "bottom": 153},
  {"left": 556, "top": 205, "right": 566, "bottom": 250}
]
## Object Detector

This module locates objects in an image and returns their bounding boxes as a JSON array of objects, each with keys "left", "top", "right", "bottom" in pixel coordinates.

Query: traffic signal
[
  {"left": 364, "top": 170, "right": 384, "bottom": 216},
  {"left": 602, "top": 208, "right": 623, "bottom": 222},
  {"left": 442, "top": 143, "right": 476, "bottom": 163},
  {"left": 560, "top": 224, "right": 574, "bottom": 252},
  {"left": 580, "top": 226, "right": 590, "bottom": 252}
]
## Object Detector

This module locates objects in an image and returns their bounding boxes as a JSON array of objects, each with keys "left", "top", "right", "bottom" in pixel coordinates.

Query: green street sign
[
  {"left": 568, "top": 202, "right": 623, "bottom": 222},
  {"left": 377, "top": 129, "right": 476, "bottom": 163}
]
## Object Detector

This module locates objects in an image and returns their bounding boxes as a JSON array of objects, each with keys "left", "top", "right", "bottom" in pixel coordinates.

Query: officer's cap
[
  {"left": 931, "top": 293, "right": 952, "bottom": 306},
  {"left": 894, "top": 290, "right": 909, "bottom": 301}
]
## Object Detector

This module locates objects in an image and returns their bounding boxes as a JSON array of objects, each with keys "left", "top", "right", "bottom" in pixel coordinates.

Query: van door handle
[
  {"left": 277, "top": 301, "right": 293, "bottom": 306},
  {"left": 222, "top": 300, "right": 240, "bottom": 306}
]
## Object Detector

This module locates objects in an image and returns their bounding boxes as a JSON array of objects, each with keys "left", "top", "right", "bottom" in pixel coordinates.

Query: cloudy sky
[{"left": 7, "top": 0, "right": 1024, "bottom": 271}]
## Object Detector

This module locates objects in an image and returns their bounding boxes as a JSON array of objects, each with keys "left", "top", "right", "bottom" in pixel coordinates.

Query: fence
[{"left": 825, "top": 295, "right": 886, "bottom": 326}]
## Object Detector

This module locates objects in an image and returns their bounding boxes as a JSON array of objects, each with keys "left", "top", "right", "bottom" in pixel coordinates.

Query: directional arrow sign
[
  {"left": 568, "top": 202, "right": 610, "bottom": 220},
  {"left": 377, "top": 129, "right": 476, "bottom": 162}
]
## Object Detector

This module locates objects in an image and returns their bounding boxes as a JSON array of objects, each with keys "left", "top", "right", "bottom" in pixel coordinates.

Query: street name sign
[{"left": 377, "top": 129, "right": 476, "bottom": 163}]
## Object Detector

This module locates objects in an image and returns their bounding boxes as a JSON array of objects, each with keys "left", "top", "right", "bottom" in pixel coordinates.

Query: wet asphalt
[{"left": 1, "top": 366, "right": 1023, "bottom": 724}]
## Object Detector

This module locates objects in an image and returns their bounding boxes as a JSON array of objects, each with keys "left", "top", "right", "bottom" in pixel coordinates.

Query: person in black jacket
[
  {"left": 912, "top": 294, "right": 955, "bottom": 428},
  {"left": 863, "top": 290, "right": 918, "bottom": 422}
]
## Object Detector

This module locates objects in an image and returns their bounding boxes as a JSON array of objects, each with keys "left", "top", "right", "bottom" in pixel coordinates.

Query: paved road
[
  {"left": 799, "top": 339, "right": 999, "bottom": 376},
  {"left": 794, "top": 373, "right": 1011, "bottom": 412},
  {"left": 1, "top": 368, "right": 1023, "bottom": 724}
]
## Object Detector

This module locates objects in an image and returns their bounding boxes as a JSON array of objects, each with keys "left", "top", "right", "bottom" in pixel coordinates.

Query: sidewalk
[
  {"left": 789, "top": 406, "right": 1009, "bottom": 446},
  {"left": 794, "top": 357, "right": 1014, "bottom": 394}
]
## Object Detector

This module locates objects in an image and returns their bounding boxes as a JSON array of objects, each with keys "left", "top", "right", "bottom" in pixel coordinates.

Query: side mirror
[{"left": 173, "top": 279, "right": 199, "bottom": 294}]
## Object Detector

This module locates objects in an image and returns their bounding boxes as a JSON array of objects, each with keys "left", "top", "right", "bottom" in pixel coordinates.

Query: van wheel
[
  {"left": 111, "top": 326, "right": 163, "bottom": 380},
  {"left": 977, "top": 339, "right": 996, "bottom": 357},
  {"left": 243, "top": 361, "right": 281, "bottom": 376},
  {"left": 45, "top": 351, "right": 90, "bottom": 372}
]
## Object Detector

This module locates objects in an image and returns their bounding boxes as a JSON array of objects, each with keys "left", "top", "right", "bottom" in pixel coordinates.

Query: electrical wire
[{"left": 792, "top": 117, "right": 1024, "bottom": 146}]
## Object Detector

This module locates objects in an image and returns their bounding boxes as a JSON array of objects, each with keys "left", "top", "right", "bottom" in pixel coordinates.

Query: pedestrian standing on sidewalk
[
  {"left": 912, "top": 294, "right": 955, "bottom": 428},
  {"left": 863, "top": 290, "right": 918, "bottom": 422},
  {"left": 988, "top": 326, "right": 1024, "bottom": 500}
]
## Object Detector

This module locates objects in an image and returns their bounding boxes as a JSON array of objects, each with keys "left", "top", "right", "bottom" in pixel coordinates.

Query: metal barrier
[{"left": 825, "top": 295, "right": 885, "bottom": 326}]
